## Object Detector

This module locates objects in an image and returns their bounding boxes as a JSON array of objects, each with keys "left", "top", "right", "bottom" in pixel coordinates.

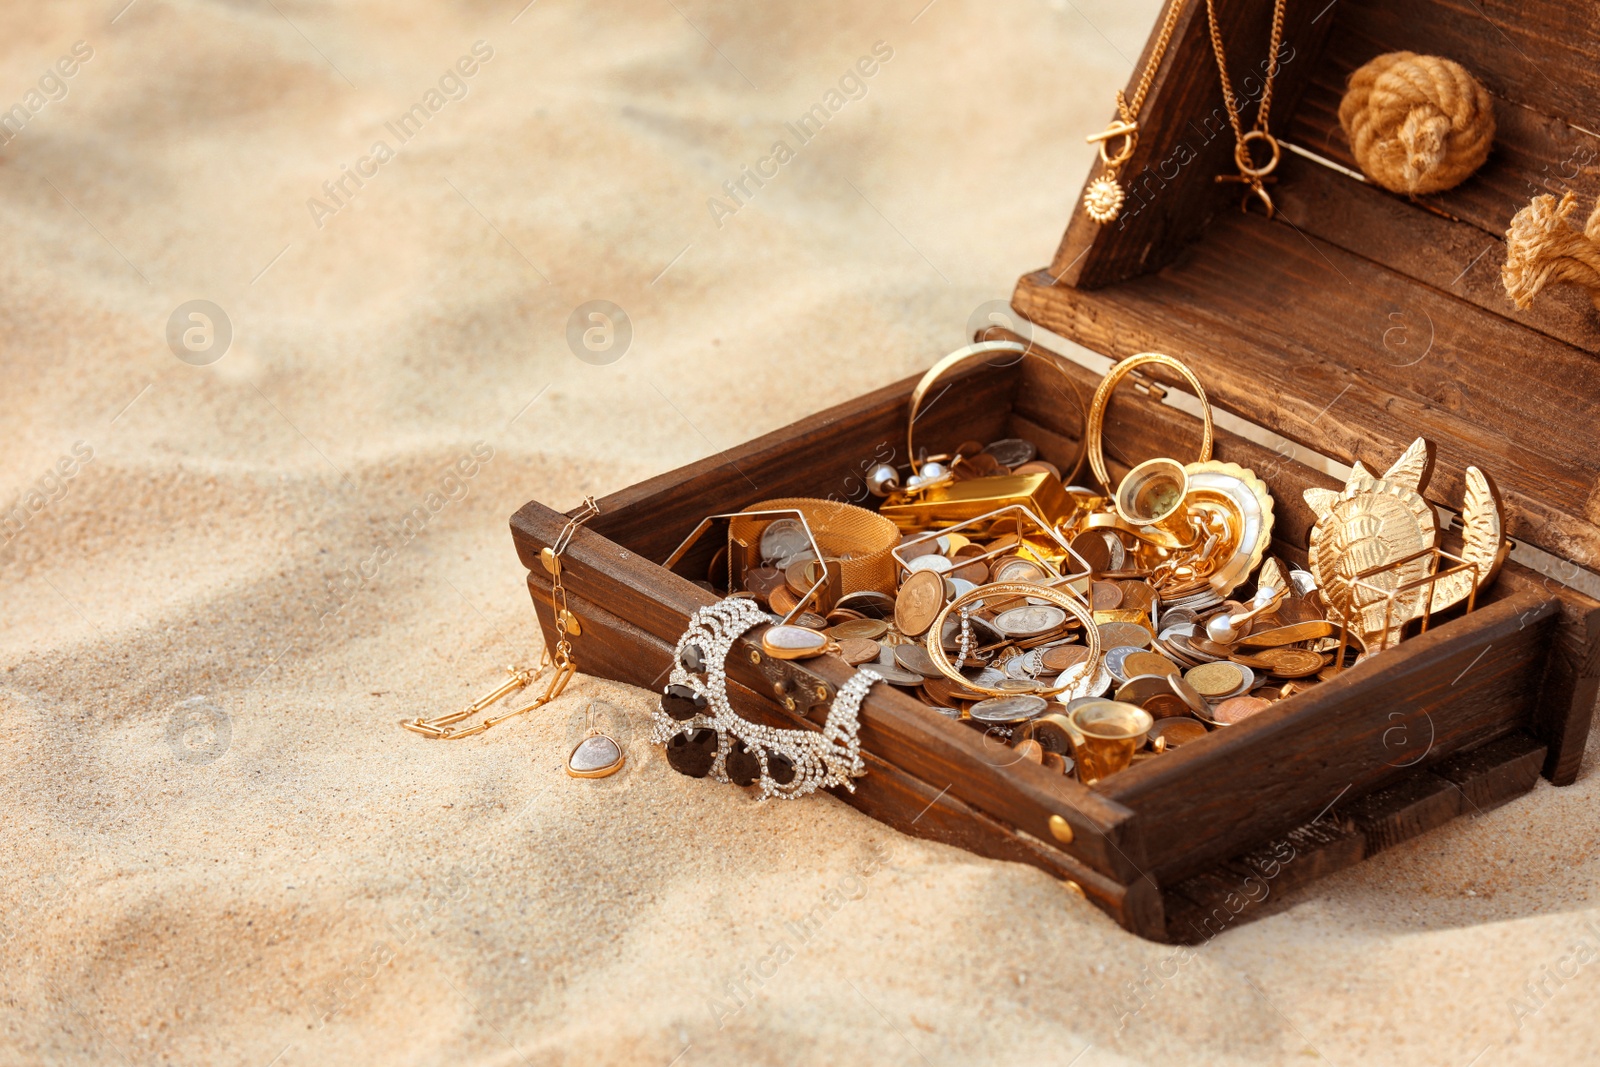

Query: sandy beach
[{"left": 3, "top": 1, "right": 1598, "bottom": 1064}]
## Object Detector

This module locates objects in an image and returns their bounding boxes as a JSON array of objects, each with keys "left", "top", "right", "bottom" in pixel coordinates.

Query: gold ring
[
  {"left": 908, "top": 340, "right": 1087, "bottom": 484},
  {"left": 1085, "top": 352, "right": 1213, "bottom": 492},
  {"left": 923, "top": 581, "right": 1100, "bottom": 698},
  {"left": 1234, "top": 130, "right": 1281, "bottom": 179}
]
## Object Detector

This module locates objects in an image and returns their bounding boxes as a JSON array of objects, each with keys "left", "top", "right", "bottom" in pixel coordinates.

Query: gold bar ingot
[{"left": 880, "top": 473, "right": 1072, "bottom": 532}]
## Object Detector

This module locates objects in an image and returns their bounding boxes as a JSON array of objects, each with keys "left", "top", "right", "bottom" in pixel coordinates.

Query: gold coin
[
  {"left": 1252, "top": 647, "right": 1324, "bottom": 678},
  {"left": 1236, "top": 621, "right": 1336, "bottom": 648},
  {"left": 894, "top": 570, "right": 945, "bottom": 637},
  {"left": 768, "top": 585, "right": 801, "bottom": 616},
  {"left": 1122, "top": 651, "right": 1179, "bottom": 678},
  {"left": 1212, "top": 695, "right": 1271, "bottom": 725},
  {"left": 1185, "top": 661, "right": 1245, "bottom": 698},
  {"left": 785, "top": 558, "right": 824, "bottom": 597},
  {"left": 1040, "top": 644, "right": 1090, "bottom": 672},
  {"left": 836, "top": 638, "right": 882, "bottom": 665},
  {"left": 828, "top": 618, "right": 889, "bottom": 641},
  {"left": 1097, "top": 621, "right": 1152, "bottom": 650},
  {"left": 1151, "top": 717, "right": 1209, "bottom": 747},
  {"left": 951, "top": 558, "right": 990, "bottom": 584},
  {"left": 1141, "top": 692, "right": 1190, "bottom": 719},
  {"left": 744, "top": 565, "right": 787, "bottom": 599}
]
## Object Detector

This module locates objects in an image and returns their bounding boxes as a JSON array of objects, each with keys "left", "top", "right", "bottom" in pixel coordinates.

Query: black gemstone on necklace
[
  {"left": 662, "top": 684, "right": 706, "bottom": 721},
  {"left": 726, "top": 741, "right": 761, "bottom": 786},
  {"left": 767, "top": 750, "right": 796, "bottom": 786},
  {"left": 681, "top": 642, "right": 706, "bottom": 672},
  {"left": 665, "top": 728, "right": 719, "bottom": 778}
]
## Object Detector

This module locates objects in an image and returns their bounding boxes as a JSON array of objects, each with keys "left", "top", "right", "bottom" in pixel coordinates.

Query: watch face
[{"left": 1118, "top": 459, "right": 1187, "bottom": 524}]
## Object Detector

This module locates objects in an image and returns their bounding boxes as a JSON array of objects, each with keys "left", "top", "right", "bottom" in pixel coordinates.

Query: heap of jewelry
[{"left": 655, "top": 597, "right": 875, "bottom": 801}]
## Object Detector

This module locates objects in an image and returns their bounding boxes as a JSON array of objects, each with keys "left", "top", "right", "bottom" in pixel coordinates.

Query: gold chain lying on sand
[{"left": 403, "top": 498, "right": 599, "bottom": 739}]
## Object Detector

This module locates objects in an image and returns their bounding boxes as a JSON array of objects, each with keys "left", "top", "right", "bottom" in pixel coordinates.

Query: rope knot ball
[{"left": 1338, "top": 52, "right": 1495, "bottom": 195}]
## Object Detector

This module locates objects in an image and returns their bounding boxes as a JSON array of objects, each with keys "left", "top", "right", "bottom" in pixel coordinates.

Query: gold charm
[
  {"left": 1430, "top": 467, "right": 1507, "bottom": 613},
  {"left": 1083, "top": 174, "right": 1127, "bottom": 224},
  {"left": 1305, "top": 438, "right": 1504, "bottom": 649}
]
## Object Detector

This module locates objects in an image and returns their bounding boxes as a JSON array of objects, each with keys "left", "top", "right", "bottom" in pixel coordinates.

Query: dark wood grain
[
  {"left": 1271, "top": 152, "right": 1600, "bottom": 354},
  {"left": 1162, "top": 730, "right": 1545, "bottom": 942},
  {"left": 527, "top": 574, "right": 1164, "bottom": 936},
  {"left": 1014, "top": 219, "right": 1600, "bottom": 566},
  {"left": 1289, "top": 73, "right": 1600, "bottom": 243},
  {"left": 1290, "top": 0, "right": 1600, "bottom": 150},
  {"left": 1431, "top": 730, "right": 1547, "bottom": 813},
  {"left": 1341, "top": 773, "right": 1464, "bottom": 854}
]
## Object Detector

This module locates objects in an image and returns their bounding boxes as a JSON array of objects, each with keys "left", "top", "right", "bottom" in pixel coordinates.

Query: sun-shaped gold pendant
[{"left": 1082, "top": 175, "right": 1126, "bottom": 223}]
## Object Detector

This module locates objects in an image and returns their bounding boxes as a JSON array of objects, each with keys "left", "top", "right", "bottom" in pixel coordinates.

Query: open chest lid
[{"left": 1012, "top": 0, "right": 1600, "bottom": 567}]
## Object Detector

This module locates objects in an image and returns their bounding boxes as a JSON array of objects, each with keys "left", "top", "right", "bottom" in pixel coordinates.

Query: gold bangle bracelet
[
  {"left": 923, "top": 581, "right": 1101, "bottom": 699},
  {"left": 907, "top": 340, "right": 1088, "bottom": 485},
  {"left": 1085, "top": 352, "right": 1214, "bottom": 492}
]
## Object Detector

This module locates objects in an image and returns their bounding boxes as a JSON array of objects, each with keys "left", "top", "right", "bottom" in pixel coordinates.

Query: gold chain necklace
[
  {"left": 1080, "top": 0, "right": 1192, "bottom": 224},
  {"left": 1206, "top": 0, "right": 1289, "bottom": 217},
  {"left": 403, "top": 497, "right": 598, "bottom": 739}
]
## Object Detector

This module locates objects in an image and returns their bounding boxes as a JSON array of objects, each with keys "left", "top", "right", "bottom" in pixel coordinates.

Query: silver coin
[
  {"left": 872, "top": 664, "right": 925, "bottom": 687},
  {"left": 967, "top": 666, "right": 1008, "bottom": 689},
  {"left": 906, "top": 554, "right": 953, "bottom": 575},
  {"left": 948, "top": 577, "right": 978, "bottom": 597},
  {"left": 983, "top": 438, "right": 1037, "bottom": 469},
  {"left": 1289, "top": 569, "right": 1318, "bottom": 597},
  {"left": 994, "top": 604, "right": 1067, "bottom": 638},
  {"left": 969, "top": 694, "right": 1049, "bottom": 724},
  {"left": 927, "top": 706, "right": 962, "bottom": 719},
  {"left": 992, "top": 558, "right": 1048, "bottom": 583},
  {"left": 760, "top": 518, "right": 811, "bottom": 563},
  {"left": 894, "top": 644, "right": 938, "bottom": 676},
  {"left": 1055, "top": 658, "right": 1112, "bottom": 699},
  {"left": 1103, "top": 645, "right": 1146, "bottom": 684}
]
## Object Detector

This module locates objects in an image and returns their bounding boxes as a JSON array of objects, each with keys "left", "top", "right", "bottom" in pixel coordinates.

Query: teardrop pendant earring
[{"left": 567, "top": 700, "right": 625, "bottom": 779}]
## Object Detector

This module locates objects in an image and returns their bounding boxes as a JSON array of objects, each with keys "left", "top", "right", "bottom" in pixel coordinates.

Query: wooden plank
[
  {"left": 1430, "top": 731, "right": 1547, "bottom": 813},
  {"left": 527, "top": 574, "right": 1162, "bottom": 936},
  {"left": 1340, "top": 773, "right": 1464, "bottom": 854},
  {"left": 1271, "top": 151, "right": 1600, "bottom": 354},
  {"left": 1051, "top": 0, "right": 1337, "bottom": 289},
  {"left": 1013, "top": 216, "right": 1600, "bottom": 567},
  {"left": 1163, "top": 818, "right": 1365, "bottom": 944},
  {"left": 512, "top": 499, "right": 1151, "bottom": 883},
  {"left": 1095, "top": 590, "right": 1556, "bottom": 883},
  {"left": 1288, "top": 76, "right": 1600, "bottom": 251},
  {"left": 1289, "top": 0, "right": 1600, "bottom": 148}
]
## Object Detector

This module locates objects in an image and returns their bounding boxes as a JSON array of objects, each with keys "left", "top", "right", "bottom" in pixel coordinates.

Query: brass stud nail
[
  {"left": 1063, "top": 879, "right": 1086, "bottom": 899},
  {"left": 1048, "top": 814, "right": 1075, "bottom": 844},
  {"left": 749, "top": 649, "right": 762, "bottom": 664},
  {"left": 814, "top": 684, "right": 829, "bottom": 702},
  {"left": 783, "top": 696, "right": 797, "bottom": 711}
]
